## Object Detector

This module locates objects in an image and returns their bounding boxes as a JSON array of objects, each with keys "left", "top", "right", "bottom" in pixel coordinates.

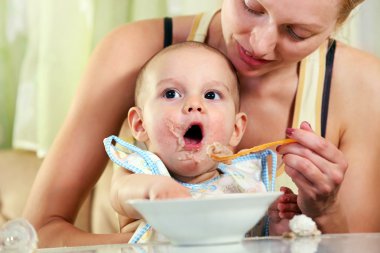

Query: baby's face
[{"left": 138, "top": 46, "right": 244, "bottom": 183}]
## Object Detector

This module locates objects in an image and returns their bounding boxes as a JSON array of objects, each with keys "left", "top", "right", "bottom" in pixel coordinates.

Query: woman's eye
[
  {"left": 204, "top": 91, "right": 221, "bottom": 100},
  {"left": 163, "top": 89, "right": 181, "bottom": 99},
  {"left": 241, "top": 0, "right": 264, "bottom": 15},
  {"left": 285, "top": 25, "right": 306, "bottom": 41}
]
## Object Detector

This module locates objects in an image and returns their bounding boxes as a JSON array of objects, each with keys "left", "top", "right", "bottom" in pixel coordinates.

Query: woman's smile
[{"left": 237, "top": 43, "right": 274, "bottom": 67}]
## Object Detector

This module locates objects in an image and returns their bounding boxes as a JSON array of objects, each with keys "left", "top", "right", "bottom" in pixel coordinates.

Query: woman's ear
[
  {"left": 228, "top": 112, "right": 247, "bottom": 147},
  {"left": 128, "top": 107, "right": 149, "bottom": 142}
]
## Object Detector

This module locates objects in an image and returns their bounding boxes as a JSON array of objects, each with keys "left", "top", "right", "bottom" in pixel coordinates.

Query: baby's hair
[{"left": 134, "top": 41, "right": 239, "bottom": 107}]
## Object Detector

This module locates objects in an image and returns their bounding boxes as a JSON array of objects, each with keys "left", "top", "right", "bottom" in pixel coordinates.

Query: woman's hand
[
  {"left": 276, "top": 121, "right": 348, "bottom": 228},
  {"left": 268, "top": 186, "right": 301, "bottom": 235}
]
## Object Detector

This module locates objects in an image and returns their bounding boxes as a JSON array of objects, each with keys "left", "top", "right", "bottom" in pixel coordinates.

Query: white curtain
[
  {"left": 4, "top": 0, "right": 222, "bottom": 156},
  {"left": 0, "top": 0, "right": 27, "bottom": 149},
  {"left": 335, "top": 0, "right": 380, "bottom": 57},
  {"left": 1, "top": 0, "right": 379, "bottom": 156}
]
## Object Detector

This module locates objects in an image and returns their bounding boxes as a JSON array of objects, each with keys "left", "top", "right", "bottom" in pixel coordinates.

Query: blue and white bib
[{"left": 104, "top": 135, "right": 277, "bottom": 243}]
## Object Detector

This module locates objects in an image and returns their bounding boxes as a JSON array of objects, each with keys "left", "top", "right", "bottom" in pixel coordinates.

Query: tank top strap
[
  {"left": 163, "top": 17, "right": 173, "bottom": 47},
  {"left": 276, "top": 39, "right": 336, "bottom": 192},
  {"left": 292, "top": 39, "right": 331, "bottom": 134},
  {"left": 187, "top": 9, "right": 220, "bottom": 42},
  {"left": 321, "top": 39, "right": 336, "bottom": 137}
]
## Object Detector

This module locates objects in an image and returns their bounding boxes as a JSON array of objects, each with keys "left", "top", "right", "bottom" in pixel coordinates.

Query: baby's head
[
  {"left": 128, "top": 41, "right": 247, "bottom": 182},
  {"left": 135, "top": 41, "right": 240, "bottom": 109}
]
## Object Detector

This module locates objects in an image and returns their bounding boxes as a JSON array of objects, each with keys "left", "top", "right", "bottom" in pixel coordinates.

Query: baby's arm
[{"left": 110, "top": 166, "right": 191, "bottom": 219}]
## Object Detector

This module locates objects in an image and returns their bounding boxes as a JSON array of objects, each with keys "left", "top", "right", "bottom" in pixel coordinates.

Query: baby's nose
[
  {"left": 183, "top": 97, "right": 204, "bottom": 113},
  {"left": 184, "top": 104, "right": 203, "bottom": 113}
]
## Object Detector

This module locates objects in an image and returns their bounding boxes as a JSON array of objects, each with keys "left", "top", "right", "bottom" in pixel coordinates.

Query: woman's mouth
[{"left": 237, "top": 44, "right": 272, "bottom": 67}]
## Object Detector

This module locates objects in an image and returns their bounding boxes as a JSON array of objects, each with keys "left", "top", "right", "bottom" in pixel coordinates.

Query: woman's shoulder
[
  {"left": 331, "top": 41, "right": 380, "bottom": 123},
  {"left": 334, "top": 41, "right": 380, "bottom": 81},
  {"left": 99, "top": 15, "right": 197, "bottom": 50},
  {"left": 327, "top": 41, "right": 380, "bottom": 144},
  {"left": 333, "top": 41, "right": 380, "bottom": 97},
  {"left": 83, "top": 15, "right": 197, "bottom": 84}
]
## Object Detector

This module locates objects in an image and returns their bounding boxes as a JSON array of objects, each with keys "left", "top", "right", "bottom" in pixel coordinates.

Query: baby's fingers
[
  {"left": 279, "top": 193, "right": 298, "bottom": 204},
  {"left": 278, "top": 202, "right": 301, "bottom": 214},
  {"left": 279, "top": 211, "right": 300, "bottom": 220}
]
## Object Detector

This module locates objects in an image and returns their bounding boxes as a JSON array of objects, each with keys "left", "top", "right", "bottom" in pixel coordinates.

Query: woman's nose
[{"left": 249, "top": 22, "right": 277, "bottom": 58}]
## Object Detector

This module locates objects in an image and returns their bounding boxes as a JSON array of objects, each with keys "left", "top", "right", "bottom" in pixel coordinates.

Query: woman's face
[{"left": 221, "top": 0, "right": 339, "bottom": 77}]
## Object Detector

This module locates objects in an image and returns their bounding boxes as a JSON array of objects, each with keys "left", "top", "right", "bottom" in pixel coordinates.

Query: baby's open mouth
[{"left": 183, "top": 124, "right": 203, "bottom": 146}]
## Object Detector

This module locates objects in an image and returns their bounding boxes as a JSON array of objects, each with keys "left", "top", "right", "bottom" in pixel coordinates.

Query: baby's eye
[
  {"left": 163, "top": 89, "right": 181, "bottom": 99},
  {"left": 204, "top": 91, "right": 221, "bottom": 100}
]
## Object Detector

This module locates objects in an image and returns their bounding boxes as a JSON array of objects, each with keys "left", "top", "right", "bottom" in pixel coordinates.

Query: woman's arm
[
  {"left": 277, "top": 43, "right": 380, "bottom": 233},
  {"left": 22, "top": 18, "right": 169, "bottom": 248},
  {"left": 329, "top": 44, "right": 380, "bottom": 232}
]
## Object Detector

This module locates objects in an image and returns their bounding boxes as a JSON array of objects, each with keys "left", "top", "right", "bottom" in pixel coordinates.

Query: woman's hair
[{"left": 337, "top": 0, "right": 365, "bottom": 25}]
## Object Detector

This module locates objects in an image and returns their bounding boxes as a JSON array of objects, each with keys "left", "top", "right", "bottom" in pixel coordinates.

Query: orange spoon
[{"left": 209, "top": 138, "right": 296, "bottom": 164}]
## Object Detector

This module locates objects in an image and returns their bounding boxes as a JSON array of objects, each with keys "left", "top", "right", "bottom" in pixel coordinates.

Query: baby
[{"left": 104, "top": 41, "right": 277, "bottom": 243}]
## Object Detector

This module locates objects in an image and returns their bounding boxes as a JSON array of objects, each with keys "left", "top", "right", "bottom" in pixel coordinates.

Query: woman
[{"left": 24, "top": 0, "right": 380, "bottom": 247}]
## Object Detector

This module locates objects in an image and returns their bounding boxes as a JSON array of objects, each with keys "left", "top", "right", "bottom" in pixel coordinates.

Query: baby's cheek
[
  {"left": 154, "top": 128, "right": 174, "bottom": 146},
  {"left": 209, "top": 117, "right": 235, "bottom": 142}
]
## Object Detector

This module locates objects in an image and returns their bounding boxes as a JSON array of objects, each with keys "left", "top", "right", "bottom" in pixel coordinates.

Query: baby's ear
[
  {"left": 128, "top": 107, "right": 149, "bottom": 142},
  {"left": 229, "top": 112, "right": 247, "bottom": 147}
]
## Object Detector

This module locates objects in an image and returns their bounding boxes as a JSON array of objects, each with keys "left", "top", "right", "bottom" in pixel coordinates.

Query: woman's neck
[{"left": 239, "top": 63, "right": 299, "bottom": 99}]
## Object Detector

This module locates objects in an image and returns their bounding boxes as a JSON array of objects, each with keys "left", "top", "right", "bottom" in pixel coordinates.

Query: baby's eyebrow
[
  {"left": 204, "top": 80, "right": 232, "bottom": 92},
  {"left": 156, "top": 78, "right": 181, "bottom": 87}
]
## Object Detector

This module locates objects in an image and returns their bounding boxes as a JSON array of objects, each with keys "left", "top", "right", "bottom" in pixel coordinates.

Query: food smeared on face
[
  {"left": 166, "top": 119, "right": 210, "bottom": 163},
  {"left": 207, "top": 142, "right": 233, "bottom": 162},
  {"left": 166, "top": 119, "right": 186, "bottom": 150}
]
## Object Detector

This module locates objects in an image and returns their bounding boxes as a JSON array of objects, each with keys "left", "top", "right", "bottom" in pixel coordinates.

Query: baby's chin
[
  {"left": 166, "top": 157, "right": 217, "bottom": 177},
  {"left": 175, "top": 150, "right": 208, "bottom": 162},
  {"left": 170, "top": 165, "right": 220, "bottom": 184}
]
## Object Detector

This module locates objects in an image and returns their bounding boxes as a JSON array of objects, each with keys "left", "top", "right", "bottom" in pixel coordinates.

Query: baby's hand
[
  {"left": 148, "top": 177, "right": 191, "bottom": 200},
  {"left": 268, "top": 186, "right": 301, "bottom": 235}
]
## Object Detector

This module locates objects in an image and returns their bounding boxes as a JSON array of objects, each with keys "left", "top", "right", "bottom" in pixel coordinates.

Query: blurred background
[
  {"left": 1, "top": 0, "right": 379, "bottom": 156},
  {"left": 0, "top": 0, "right": 379, "bottom": 232}
]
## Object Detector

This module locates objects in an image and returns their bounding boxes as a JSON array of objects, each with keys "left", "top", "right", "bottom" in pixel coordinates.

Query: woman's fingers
[
  {"left": 277, "top": 122, "right": 346, "bottom": 200},
  {"left": 283, "top": 153, "right": 326, "bottom": 185},
  {"left": 300, "top": 121, "right": 313, "bottom": 132},
  {"left": 281, "top": 149, "right": 345, "bottom": 195},
  {"left": 277, "top": 121, "right": 348, "bottom": 218},
  {"left": 284, "top": 123, "right": 347, "bottom": 171},
  {"left": 278, "top": 123, "right": 347, "bottom": 190}
]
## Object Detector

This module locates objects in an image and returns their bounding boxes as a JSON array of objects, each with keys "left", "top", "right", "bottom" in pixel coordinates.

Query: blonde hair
[{"left": 337, "top": 0, "right": 365, "bottom": 25}]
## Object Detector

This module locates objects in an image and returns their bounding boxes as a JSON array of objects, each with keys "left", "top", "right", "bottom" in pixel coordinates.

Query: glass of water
[{"left": 0, "top": 218, "right": 38, "bottom": 252}]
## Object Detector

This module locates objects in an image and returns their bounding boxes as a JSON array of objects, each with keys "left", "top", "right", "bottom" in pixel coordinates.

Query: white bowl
[{"left": 128, "top": 192, "right": 282, "bottom": 245}]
